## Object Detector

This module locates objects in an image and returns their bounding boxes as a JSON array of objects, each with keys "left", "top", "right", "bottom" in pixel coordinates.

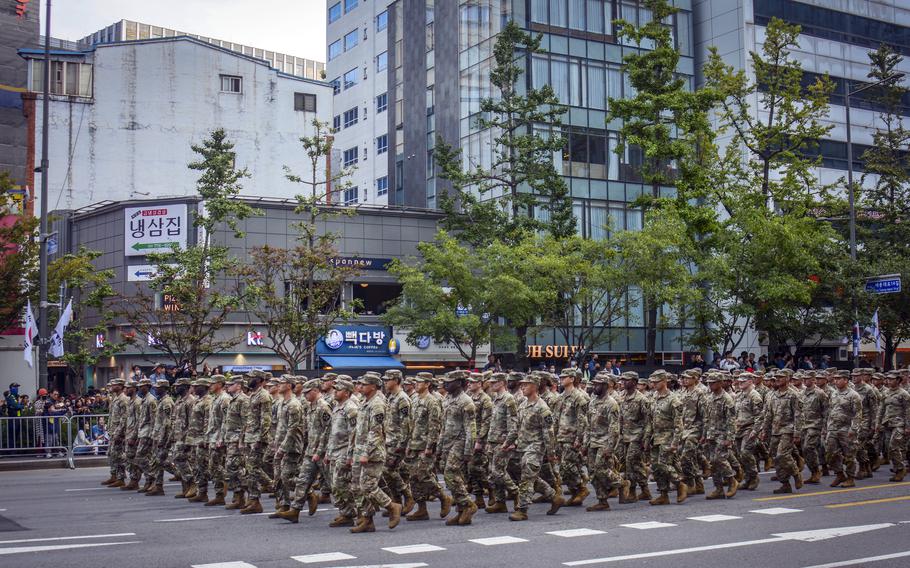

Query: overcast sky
[{"left": 43, "top": 0, "right": 327, "bottom": 62}]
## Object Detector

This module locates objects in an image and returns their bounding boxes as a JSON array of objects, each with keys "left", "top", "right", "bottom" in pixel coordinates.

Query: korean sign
[
  {"left": 124, "top": 204, "right": 188, "bottom": 257},
  {"left": 316, "top": 325, "right": 394, "bottom": 355}
]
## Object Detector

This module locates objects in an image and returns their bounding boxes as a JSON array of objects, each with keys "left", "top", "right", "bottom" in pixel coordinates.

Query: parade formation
[{"left": 98, "top": 366, "right": 910, "bottom": 534}]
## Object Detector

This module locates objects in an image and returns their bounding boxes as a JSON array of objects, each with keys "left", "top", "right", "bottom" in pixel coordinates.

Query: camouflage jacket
[
  {"left": 304, "top": 397, "right": 332, "bottom": 458},
  {"left": 585, "top": 394, "right": 620, "bottom": 450},
  {"left": 110, "top": 393, "right": 130, "bottom": 439},
  {"left": 137, "top": 393, "right": 159, "bottom": 440},
  {"left": 151, "top": 393, "right": 174, "bottom": 445},
  {"left": 280, "top": 396, "right": 306, "bottom": 455},
  {"left": 438, "top": 391, "right": 476, "bottom": 456},
  {"left": 207, "top": 391, "right": 232, "bottom": 445},
  {"left": 327, "top": 396, "right": 359, "bottom": 461},
  {"left": 734, "top": 388, "right": 764, "bottom": 438},
  {"left": 678, "top": 387, "right": 706, "bottom": 440},
  {"left": 877, "top": 386, "right": 910, "bottom": 430},
  {"left": 384, "top": 389, "right": 412, "bottom": 455},
  {"left": 826, "top": 387, "right": 863, "bottom": 434},
  {"left": 470, "top": 390, "right": 493, "bottom": 447},
  {"left": 221, "top": 392, "right": 250, "bottom": 445},
  {"left": 619, "top": 389, "right": 651, "bottom": 443},
  {"left": 243, "top": 388, "right": 273, "bottom": 445},
  {"left": 800, "top": 386, "right": 829, "bottom": 431},
  {"left": 762, "top": 388, "right": 802, "bottom": 436},
  {"left": 516, "top": 397, "right": 556, "bottom": 454},
  {"left": 488, "top": 391, "right": 518, "bottom": 447},
  {"left": 170, "top": 394, "right": 195, "bottom": 445},
  {"left": 408, "top": 392, "right": 442, "bottom": 453},
  {"left": 704, "top": 390, "right": 735, "bottom": 444},
  {"left": 649, "top": 390, "right": 682, "bottom": 447},
  {"left": 352, "top": 392, "right": 387, "bottom": 463},
  {"left": 556, "top": 387, "right": 590, "bottom": 445},
  {"left": 185, "top": 394, "right": 211, "bottom": 446}
]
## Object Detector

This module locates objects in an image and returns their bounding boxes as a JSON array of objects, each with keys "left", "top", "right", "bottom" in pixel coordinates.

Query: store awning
[{"left": 320, "top": 355, "right": 405, "bottom": 369}]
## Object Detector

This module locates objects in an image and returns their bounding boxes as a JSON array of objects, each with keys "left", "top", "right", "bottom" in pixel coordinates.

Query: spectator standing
[
  {"left": 719, "top": 352, "right": 740, "bottom": 372},
  {"left": 149, "top": 363, "right": 167, "bottom": 384}
]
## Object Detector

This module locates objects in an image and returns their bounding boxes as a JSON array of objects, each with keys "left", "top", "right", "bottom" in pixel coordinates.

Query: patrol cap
[
  {"left": 705, "top": 373, "right": 724, "bottom": 383},
  {"left": 137, "top": 377, "right": 153, "bottom": 387},
  {"left": 621, "top": 371, "right": 639, "bottom": 382},
  {"left": 507, "top": 371, "right": 525, "bottom": 382},
  {"left": 414, "top": 372, "right": 435, "bottom": 383},
  {"left": 777, "top": 368, "right": 794, "bottom": 377},
  {"left": 109, "top": 378, "right": 125, "bottom": 386},
  {"left": 482, "top": 370, "right": 494, "bottom": 382},
  {"left": 210, "top": 374, "right": 226, "bottom": 384},
  {"left": 228, "top": 376, "right": 246, "bottom": 387},
  {"left": 175, "top": 377, "right": 193, "bottom": 386},
  {"left": 488, "top": 372, "right": 508, "bottom": 383},
  {"left": 737, "top": 372, "right": 756, "bottom": 382},
  {"left": 193, "top": 377, "right": 212, "bottom": 387},
  {"left": 648, "top": 370, "right": 670, "bottom": 383},
  {"left": 403, "top": 376, "right": 415, "bottom": 386},
  {"left": 363, "top": 371, "right": 382, "bottom": 380},
  {"left": 637, "top": 376, "right": 649, "bottom": 385},
  {"left": 445, "top": 370, "right": 470, "bottom": 382},
  {"left": 361, "top": 373, "right": 383, "bottom": 387},
  {"left": 518, "top": 373, "right": 540, "bottom": 386},
  {"left": 872, "top": 372, "right": 885, "bottom": 381},
  {"left": 301, "top": 379, "right": 321, "bottom": 392},
  {"left": 334, "top": 378, "right": 355, "bottom": 392},
  {"left": 885, "top": 370, "right": 901, "bottom": 380},
  {"left": 382, "top": 369, "right": 403, "bottom": 381},
  {"left": 274, "top": 376, "right": 289, "bottom": 385},
  {"left": 591, "top": 372, "right": 611, "bottom": 384},
  {"left": 154, "top": 378, "right": 170, "bottom": 388},
  {"left": 559, "top": 368, "right": 578, "bottom": 379},
  {"left": 834, "top": 369, "right": 851, "bottom": 379},
  {"left": 322, "top": 372, "right": 338, "bottom": 381},
  {"left": 124, "top": 379, "right": 138, "bottom": 388},
  {"left": 467, "top": 372, "right": 484, "bottom": 383}
]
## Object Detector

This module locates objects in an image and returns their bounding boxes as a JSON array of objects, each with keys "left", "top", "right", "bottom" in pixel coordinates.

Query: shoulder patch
[
  {"left": 400, "top": 406, "right": 409, "bottom": 417},
  {"left": 544, "top": 414, "right": 554, "bottom": 425},
  {"left": 373, "top": 413, "right": 385, "bottom": 424}
]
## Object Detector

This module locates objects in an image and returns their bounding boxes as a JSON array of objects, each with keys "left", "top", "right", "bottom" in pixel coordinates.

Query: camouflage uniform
[
  {"left": 207, "top": 383, "right": 232, "bottom": 497},
  {"left": 486, "top": 381, "right": 519, "bottom": 504},
  {"left": 555, "top": 377, "right": 590, "bottom": 496},
  {"left": 188, "top": 385, "right": 212, "bottom": 495},
  {"left": 584, "top": 380, "right": 623, "bottom": 506},
  {"left": 619, "top": 382, "right": 651, "bottom": 492},
  {"left": 136, "top": 382, "right": 159, "bottom": 487},
  {"left": 854, "top": 374, "right": 879, "bottom": 475},
  {"left": 703, "top": 377, "right": 737, "bottom": 492},
  {"left": 876, "top": 382, "right": 910, "bottom": 478},
  {"left": 326, "top": 380, "right": 359, "bottom": 520},
  {"left": 150, "top": 382, "right": 175, "bottom": 488},
  {"left": 169, "top": 385, "right": 195, "bottom": 486},
  {"left": 467, "top": 380, "right": 493, "bottom": 501},
  {"left": 291, "top": 381, "right": 332, "bottom": 510},
  {"left": 438, "top": 380, "right": 477, "bottom": 512},
  {"left": 124, "top": 390, "right": 141, "bottom": 484},
  {"left": 648, "top": 384, "right": 683, "bottom": 495},
  {"left": 734, "top": 379, "right": 764, "bottom": 486},
  {"left": 825, "top": 381, "right": 863, "bottom": 481},
  {"left": 800, "top": 383, "right": 829, "bottom": 477},
  {"left": 678, "top": 376, "right": 707, "bottom": 489},
  {"left": 406, "top": 376, "right": 443, "bottom": 503},
  {"left": 244, "top": 381, "right": 273, "bottom": 500},
  {"left": 762, "top": 385, "right": 803, "bottom": 486},
  {"left": 351, "top": 385, "right": 392, "bottom": 517},
  {"left": 381, "top": 381, "right": 412, "bottom": 505},
  {"left": 107, "top": 386, "right": 129, "bottom": 482},
  {"left": 276, "top": 384, "right": 305, "bottom": 509},
  {"left": 222, "top": 382, "right": 250, "bottom": 495},
  {"left": 514, "top": 384, "right": 557, "bottom": 511}
]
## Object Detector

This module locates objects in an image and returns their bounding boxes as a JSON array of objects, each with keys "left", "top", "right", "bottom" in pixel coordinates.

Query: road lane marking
[
  {"left": 65, "top": 483, "right": 178, "bottom": 492},
  {"left": 0, "top": 541, "right": 140, "bottom": 555},
  {"left": 773, "top": 523, "right": 894, "bottom": 542},
  {"left": 753, "top": 482, "right": 910, "bottom": 501},
  {"left": 312, "top": 565, "right": 427, "bottom": 568},
  {"left": 382, "top": 544, "right": 446, "bottom": 554},
  {"left": 802, "top": 550, "right": 910, "bottom": 568},
  {"left": 825, "top": 495, "right": 910, "bottom": 509},
  {"left": 749, "top": 507, "right": 802, "bottom": 515},
  {"left": 154, "top": 515, "right": 230, "bottom": 522},
  {"left": 564, "top": 537, "right": 786, "bottom": 565},
  {"left": 620, "top": 521, "right": 676, "bottom": 529},
  {"left": 191, "top": 563, "right": 258, "bottom": 568},
  {"left": 291, "top": 552, "right": 357, "bottom": 563},
  {"left": 688, "top": 514, "right": 742, "bottom": 522},
  {"left": 469, "top": 536, "right": 529, "bottom": 545},
  {"left": 0, "top": 532, "right": 136, "bottom": 545},
  {"left": 547, "top": 528, "right": 607, "bottom": 537}
]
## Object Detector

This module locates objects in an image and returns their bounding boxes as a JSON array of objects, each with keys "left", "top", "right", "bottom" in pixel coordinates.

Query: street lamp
[{"left": 843, "top": 71, "right": 905, "bottom": 261}]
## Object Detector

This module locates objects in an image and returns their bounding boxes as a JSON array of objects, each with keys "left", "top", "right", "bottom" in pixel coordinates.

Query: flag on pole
[
  {"left": 49, "top": 298, "right": 73, "bottom": 358},
  {"left": 23, "top": 299, "right": 37, "bottom": 367},
  {"left": 852, "top": 321, "right": 861, "bottom": 359},
  {"left": 871, "top": 309, "right": 881, "bottom": 353}
]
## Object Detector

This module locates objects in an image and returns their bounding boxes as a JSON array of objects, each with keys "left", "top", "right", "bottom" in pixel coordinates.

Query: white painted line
[
  {"left": 774, "top": 523, "right": 894, "bottom": 542},
  {"left": 688, "top": 514, "right": 742, "bottom": 523},
  {"left": 803, "top": 550, "right": 910, "bottom": 568},
  {"left": 564, "top": 537, "right": 786, "bottom": 565},
  {"left": 0, "top": 532, "right": 136, "bottom": 545},
  {"left": 382, "top": 544, "right": 446, "bottom": 554},
  {"left": 0, "top": 541, "right": 141, "bottom": 556},
  {"left": 749, "top": 507, "right": 803, "bottom": 515},
  {"left": 191, "top": 563, "right": 258, "bottom": 568},
  {"left": 291, "top": 552, "right": 357, "bottom": 563},
  {"left": 619, "top": 521, "right": 676, "bottom": 530},
  {"left": 154, "top": 515, "right": 230, "bottom": 522},
  {"left": 314, "top": 565, "right": 427, "bottom": 568},
  {"left": 469, "top": 536, "right": 529, "bottom": 546},
  {"left": 0, "top": 509, "right": 6, "bottom": 512},
  {"left": 547, "top": 528, "right": 606, "bottom": 538},
  {"left": 65, "top": 483, "right": 178, "bottom": 492}
]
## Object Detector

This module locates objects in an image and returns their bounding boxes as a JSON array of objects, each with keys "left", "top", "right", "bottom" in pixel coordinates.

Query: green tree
[
  {"left": 122, "top": 129, "right": 259, "bottom": 370},
  {"left": 0, "top": 171, "right": 38, "bottom": 336},
  {"left": 434, "top": 19, "right": 574, "bottom": 246}
]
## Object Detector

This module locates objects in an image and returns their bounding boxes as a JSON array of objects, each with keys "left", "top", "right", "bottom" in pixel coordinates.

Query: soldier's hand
[
  {"left": 793, "top": 436, "right": 800, "bottom": 445},
  {"left": 347, "top": 459, "right": 353, "bottom": 466},
  {"left": 359, "top": 456, "right": 368, "bottom": 464},
  {"left": 722, "top": 440, "right": 732, "bottom": 448},
  {"left": 474, "top": 442, "right": 483, "bottom": 452},
  {"left": 312, "top": 454, "right": 320, "bottom": 463},
  {"left": 423, "top": 449, "right": 434, "bottom": 457},
  {"left": 217, "top": 442, "right": 224, "bottom": 449},
  {"left": 847, "top": 431, "right": 855, "bottom": 440},
  {"left": 548, "top": 455, "right": 559, "bottom": 463},
  {"left": 276, "top": 450, "right": 284, "bottom": 460}
]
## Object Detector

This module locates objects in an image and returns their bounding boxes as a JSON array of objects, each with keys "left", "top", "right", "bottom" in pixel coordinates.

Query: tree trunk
[
  {"left": 645, "top": 306, "right": 658, "bottom": 366},
  {"left": 884, "top": 333, "right": 895, "bottom": 371},
  {"left": 514, "top": 324, "right": 529, "bottom": 372}
]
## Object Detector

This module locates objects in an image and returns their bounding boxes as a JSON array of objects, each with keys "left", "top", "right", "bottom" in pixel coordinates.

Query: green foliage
[{"left": 0, "top": 171, "right": 38, "bottom": 335}]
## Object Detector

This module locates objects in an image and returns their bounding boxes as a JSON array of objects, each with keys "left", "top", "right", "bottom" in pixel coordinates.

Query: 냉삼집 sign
[{"left": 125, "top": 204, "right": 188, "bottom": 257}]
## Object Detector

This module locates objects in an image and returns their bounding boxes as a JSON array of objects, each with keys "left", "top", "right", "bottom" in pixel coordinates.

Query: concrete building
[
  {"left": 325, "top": 0, "right": 393, "bottom": 205},
  {"left": 20, "top": 35, "right": 332, "bottom": 211},
  {"left": 78, "top": 19, "right": 325, "bottom": 81}
]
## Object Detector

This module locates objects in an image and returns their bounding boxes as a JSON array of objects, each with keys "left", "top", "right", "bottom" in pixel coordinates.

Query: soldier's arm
[
  {"left": 672, "top": 399, "right": 684, "bottom": 447},
  {"left": 849, "top": 393, "right": 863, "bottom": 434},
  {"left": 259, "top": 397, "right": 272, "bottom": 437},
  {"left": 504, "top": 399, "right": 519, "bottom": 447},
  {"left": 792, "top": 393, "right": 802, "bottom": 435},
  {"left": 280, "top": 404, "right": 300, "bottom": 454},
  {"left": 575, "top": 397, "right": 589, "bottom": 447},
  {"left": 477, "top": 398, "right": 492, "bottom": 443},
  {"left": 316, "top": 407, "right": 331, "bottom": 457},
  {"left": 464, "top": 402, "right": 477, "bottom": 456},
  {"left": 425, "top": 400, "right": 441, "bottom": 453},
  {"left": 398, "top": 398, "right": 412, "bottom": 453},
  {"left": 606, "top": 401, "right": 620, "bottom": 452},
  {"left": 723, "top": 397, "right": 735, "bottom": 444},
  {"left": 750, "top": 393, "right": 764, "bottom": 438}
]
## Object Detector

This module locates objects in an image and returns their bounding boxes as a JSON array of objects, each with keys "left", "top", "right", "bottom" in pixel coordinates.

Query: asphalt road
[{"left": 1, "top": 467, "right": 908, "bottom": 568}]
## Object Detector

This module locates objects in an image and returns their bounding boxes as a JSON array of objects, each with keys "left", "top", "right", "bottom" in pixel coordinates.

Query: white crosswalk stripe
[
  {"left": 620, "top": 521, "right": 677, "bottom": 529},
  {"left": 382, "top": 544, "right": 446, "bottom": 554},
  {"left": 688, "top": 514, "right": 743, "bottom": 522},
  {"left": 750, "top": 507, "right": 803, "bottom": 515},
  {"left": 291, "top": 552, "right": 357, "bottom": 563},
  {"left": 191, "top": 562, "right": 258, "bottom": 568},
  {"left": 469, "top": 536, "right": 529, "bottom": 545},
  {"left": 547, "top": 528, "right": 607, "bottom": 538}
]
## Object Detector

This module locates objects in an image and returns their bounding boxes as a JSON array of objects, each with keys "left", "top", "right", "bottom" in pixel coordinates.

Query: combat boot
[
  {"left": 240, "top": 498, "right": 263, "bottom": 514},
  {"left": 764, "top": 457, "right": 773, "bottom": 471},
  {"left": 189, "top": 491, "right": 208, "bottom": 503},
  {"left": 619, "top": 482, "right": 637, "bottom": 504},
  {"left": 797, "top": 456, "right": 806, "bottom": 474},
  {"left": 607, "top": 487, "right": 619, "bottom": 499},
  {"left": 350, "top": 515, "right": 376, "bottom": 533},
  {"left": 457, "top": 500, "right": 478, "bottom": 525},
  {"left": 745, "top": 476, "right": 760, "bottom": 491},
  {"left": 169, "top": 474, "right": 180, "bottom": 482},
  {"left": 268, "top": 505, "right": 289, "bottom": 519},
  {"left": 772, "top": 481, "right": 793, "bottom": 494},
  {"left": 705, "top": 485, "right": 726, "bottom": 500},
  {"left": 586, "top": 501, "right": 610, "bottom": 512},
  {"left": 146, "top": 484, "right": 165, "bottom": 496},
  {"left": 138, "top": 479, "right": 152, "bottom": 493},
  {"left": 676, "top": 481, "right": 688, "bottom": 503},
  {"left": 184, "top": 483, "right": 198, "bottom": 499},
  {"left": 121, "top": 479, "right": 139, "bottom": 491},
  {"left": 205, "top": 493, "right": 226, "bottom": 506},
  {"left": 649, "top": 491, "right": 670, "bottom": 506},
  {"left": 485, "top": 500, "right": 508, "bottom": 514},
  {"left": 830, "top": 473, "right": 846, "bottom": 487},
  {"left": 386, "top": 501, "right": 402, "bottom": 529},
  {"left": 725, "top": 477, "right": 738, "bottom": 498},
  {"left": 691, "top": 478, "right": 705, "bottom": 495},
  {"left": 822, "top": 465, "right": 830, "bottom": 477},
  {"left": 101, "top": 475, "right": 117, "bottom": 485},
  {"left": 509, "top": 508, "right": 528, "bottom": 521},
  {"left": 473, "top": 492, "right": 486, "bottom": 510},
  {"left": 402, "top": 493, "right": 416, "bottom": 516},
  {"left": 276, "top": 507, "right": 300, "bottom": 523},
  {"left": 890, "top": 469, "right": 906, "bottom": 482},
  {"left": 735, "top": 465, "right": 745, "bottom": 483},
  {"left": 794, "top": 471, "right": 804, "bottom": 490},
  {"left": 806, "top": 468, "right": 821, "bottom": 484},
  {"left": 329, "top": 515, "right": 355, "bottom": 527},
  {"left": 174, "top": 481, "right": 189, "bottom": 498},
  {"left": 319, "top": 493, "right": 332, "bottom": 504},
  {"left": 546, "top": 494, "right": 565, "bottom": 515},
  {"left": 109, "top": 479, "right": 126, "bottom": 488},
  {"left": 841, "top": 476, "right": 856, "bottom": 488},
  {"left": 407, "top": 501, "right": 430, "bottom": 520},
  {"left": 439, "top": 493, "right": 453, "bottom": 518},
  {"left": 308, "top": 492, "right": 319, "bottom": 516},
  {"left": 568, "top": 486, "right": 590, "bottom": 507},
  {"left": 637, "top": 485, "right": 652, "bottom": 501},
  {"left": 225, "top": 490, "right": 246, "bottom": 510}
]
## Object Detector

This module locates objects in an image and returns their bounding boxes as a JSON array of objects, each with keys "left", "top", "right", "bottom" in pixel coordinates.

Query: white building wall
[
  {"left": 32, "top": 38, "right": 332, "bottom": 211},
  {"left": 326, "top": 0, "right": 392, "bottom": 205}
]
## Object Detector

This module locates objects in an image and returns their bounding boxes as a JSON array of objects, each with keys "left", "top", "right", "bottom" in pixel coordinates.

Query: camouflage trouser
[
  {"left": 558, "top": 442, "right": 586, "bottom": 492},
  {"left": 442, "top": 447, "right": 471, "bottom": 508},
  {"left": 770, "top": 434, "right": 799, "bottom": 482},
  {"left": 467, "top": 446, "right": 490, "bottom": 496},
  {"left": 705, "top": 439, "right": 734, "bottom": 487},
  {"left": 136, "top": 438, "right": 154, "bottom": 482},
  {"left": 170, "top": 442, "right": 193, "bottom": 483},
  {"left": 382, "top": 453, "right": 409, "bottom": 502},
  {"left": 801, "top": 428, "right": 824, "bottom": 473},
  {"left": 208, "top": 445, "right": 226, "bottom": 494},
  {"left": 244, "top": 443, "right": 271, "bottom": 499},
  {"left": 882, "top": 428, "right": 906, "bottom": 472},
  {"left": 587, "top": 447, "right": 622, "bottom": 502},
  {"left": 109, "top": 436, "right": 126, "bottom": 479},
  {"left": 150, "top": 441, "right": 170, "bottom": 486},
  {"left": 858, "top": 427, "right": 876, "bottom": 470},
  {"left": 319, "top": 460, "right": 333, "bottom": 497},
  {"left": 622, "top": 440, "right": 648, "bottom": 487},
  {"left": 487, "top": 445, "right": 518, "bottom": 501},
  {"left": 194, "top": 445, "right": 210, "bottom": 493},
  {"left": 649, "top": 443, "right": 680, "bottom": 492},
  {"left": 225, "top": 443, "right": 245, "bottom": 492},
  {"left": 614, "top": 440, "right": 627, "bottom": 474},
  {"left": 264, "top": 446, "right": 275, "bottom": 482},
  {"left": 353, "top": 460, "right": 392, "bottom": 516},
  {"left": 331, "top": 459, "right": 356, "bottom": 518},
  {"left": 679, "top": 435, "right": 701, "bottom": 485},
  {"left": 290, "top": 457, "right": 321, "bottom": 509},
  {"left": 735, "top": 434, "right": 759, "bottom": 481},
  {"left": 125, "top": 440, "right": 139, "bottom": 481},
  {"left": 516, "top": 445, "right": 554, "bottom": 511},
  {"left": 277, "top": 452, "right": 301, "bottom": 507},
  {"left": 406, "top": 450, "right": 441, "bottom": 502},
  {"left": 824, "top": 431, "right": 856, "bottom": 476}
]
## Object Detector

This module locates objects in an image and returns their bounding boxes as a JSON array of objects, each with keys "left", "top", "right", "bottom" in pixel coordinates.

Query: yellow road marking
[
  {"left": 825, "top": 495, "right": 910, "bottom": 509},
  {"left": 753, "top": 482, "right": 910, "bottom": 501}
]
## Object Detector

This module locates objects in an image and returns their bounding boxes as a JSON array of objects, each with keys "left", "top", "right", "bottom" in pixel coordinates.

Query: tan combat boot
[
  {"left": 386, "top": 501, "right": 402, "bottom": 529},
  {"left": 183, "top": 483, "right": 198, "bottom": 499},
  {"left": 439, "top": 493, "right": 453, "bottom": 518},
  {"left": 175, "top": 481, "right": 189, "bottom": 498},
  {"left": 138, "top": 479, "right": 152, "bottom": 493},
  {"left": 457, "top": 500, "right": 477, "bottom": 526},
  {"left": 350, "top": 515, "right": 376, "bottom": 533},
  {"left": 586, "top": 501, "right": 610, "bottom": 512},
  {"left": 101, "top": 475, "right": 117, "bottom": 485},
  {"left": 225, "top": 490, "right": 246, "bottom": 510},
  {"left": 109, "top": 479, "right": 126, "bottom": 488},
  {"left": 402, "top": 493, "right": 416, "bottom": 516},
  {"left": 407, "top": 501, "right": 430, "bottom": 520},
  {"left": 649, "top": 491, "right": 670, "bottom": 506},
  {"left": 307, "top": 492, "right": 320, "bottom": 516},
  {"left": 568, "top": 486, "right": 590, "bottom": 507},
  {"left": 725, "top": 477, "right": 738, "bottom": 498},
  {"left": 772, "top": 480, "right": 793, "bottom": 494},
  {"left": 329, "top": 515, "right": 355, "bottom": 527},
  {"left": 890, "top": 469, "right": 906, "bottom": 482},
  {"left": 268, "top": 505, "right": 289, "bottom": 519},
  {"left": 676, "top": 481, "right": 688, "bottom": 503},
  {"left": 735, "top": 465, "right": 745, "bottom": 483},
  {"left": 830, "top": 472, "right": 846, "bottom": 487},
  {"left": 508, "top": 508, "right": 528, "bottom": 521},
  {"left": 169, "top": 474, "right": 181, "bottom": 482},
  {"left": 240, "top": 498, "right": 263, "bottom": 514},
  {"left": 146, "top": 484, "right": 165, "bottom": 496},
  {"left": 821, "top": 465, "right": 830, "bottom": 477},
  {"left": 806, "top": 468, "right": 821, "bottom": 484},
  {"left": 691, "top": 478, "right": 705, "bottom": 495},
  {"left": 619, "top": 481, "right": 637, "bottom": 504},
  {"left": 841, "top": 476, "right": 856, "bottom": 488},
  {"left": 473, "top": 492, "right": 486, "bottom": 510},
  {"left": 546, "top": 494, "right": 565, "bottom": 515},
  {"left": 794, "top": 471, "right": 804, "bottom": 490},
  {"left": 121, "top": 479, "right": 139, "bottom": 491},
  {"left": 276, "top": 507, "right": 300, "bottom": 523},
  {"left": 705, "top": 485, "right": 726, "bottom": 500},
  {"left": 637, "top": 485, "right": 652, "bottom": 501},
  {"left": 607, "top": 487, "right": 619, "bottom": 499},
  {"left": 189, "top": 490, "right": 209, "bottom": 503},
  {"left": 746, "top": 476, "right": 760, "bottom": 491},
  {"left": 205, "top": 493, "right": 226, "bottom": 506},
  {"left": 485, "top": 500, "right": 508, "bottom": 514}
]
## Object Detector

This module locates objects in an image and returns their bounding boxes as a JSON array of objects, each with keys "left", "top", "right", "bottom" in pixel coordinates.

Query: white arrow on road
[{"left": 773, "top": 523, "right": 895, "bottom": 542}]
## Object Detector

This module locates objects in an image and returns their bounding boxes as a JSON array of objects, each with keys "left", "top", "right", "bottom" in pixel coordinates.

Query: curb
[{"left": 0, "top": 456, "right": 107, "bottom": 472}]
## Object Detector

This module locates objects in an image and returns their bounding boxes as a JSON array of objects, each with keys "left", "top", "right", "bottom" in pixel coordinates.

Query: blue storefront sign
[
  {"left": 865, "top": 275, "right": 901, "bottom": 295},
  {"left": 316, "top": 325, "right": 395, "bottom": 355}
]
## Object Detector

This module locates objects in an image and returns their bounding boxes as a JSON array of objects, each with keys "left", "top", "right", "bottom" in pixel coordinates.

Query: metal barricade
[{"left": 0, "top": 413, "right": 111, "bottom": 469}]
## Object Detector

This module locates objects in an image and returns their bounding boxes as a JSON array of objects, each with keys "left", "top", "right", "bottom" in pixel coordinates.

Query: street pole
[
  {"left": 37, "top": 0, "right": 52, "bottom": 390},
  {"left": 844, "top": 88, "right": 856, "bottom": 262}
]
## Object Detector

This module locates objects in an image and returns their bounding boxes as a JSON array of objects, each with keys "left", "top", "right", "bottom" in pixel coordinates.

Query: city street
[{"left": 1, "top": 467, "right": 908, "bottom": 568}]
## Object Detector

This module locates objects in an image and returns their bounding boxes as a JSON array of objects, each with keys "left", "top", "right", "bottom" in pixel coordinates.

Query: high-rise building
[{"left": 325, "top": 0, "right": 393, "bottom": 206}]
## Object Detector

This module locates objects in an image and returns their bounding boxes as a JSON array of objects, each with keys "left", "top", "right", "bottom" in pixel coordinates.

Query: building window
[
  {"left": 328, "top": 2, "right": 342, "bottom": 23},
  {"left": 343, "top": 186, "right": 359, "bottom": 205},
  {"left": 294, "top": 92, "right": 317, "bottom": 112},
  {"left": 344, "top": 0, "right": 358, "bottom": 13},
  {"left": 220, "top": 74, "right": 242, "bottom": 93},
  {"left": 331, "top": 77, "right": 341, "bottom": 95},
  {"left": 376, "top": 134, "right": 388, "bottom": 155},
  {"left": 376, "top": 92, "right": 388, "bottom": 113},
  {"left": 353, "top": 282, "right": 402, "bottom": 315},
  {"left": 376, "top": 51, "right": 388, "bottom": 72},
  {"left": 344, "top": 29, "right": 359, "bottom": 51},
  {"left": 377, "top": 10, "right": 388, "bottom": 32},
  {"left": 343, "top": 68, "right": 357, "bottom": 89},
  {"left": 343, "top": 147, "right": 359, "bottom": 168},
  {"left": 333, "top": 114, "right": 341, "bottom": 131},
  {"left": 343, "top": 107, "right": 359, "bottom": 128},
  {"left": 30, "top": 60, "right": 93, "bottom": 97},
  {"left": 328, "top": 39, "right": 342, "bottom": 60},
  {"left": 376, "top": 175, "right": 389, "bottom": 196}
]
